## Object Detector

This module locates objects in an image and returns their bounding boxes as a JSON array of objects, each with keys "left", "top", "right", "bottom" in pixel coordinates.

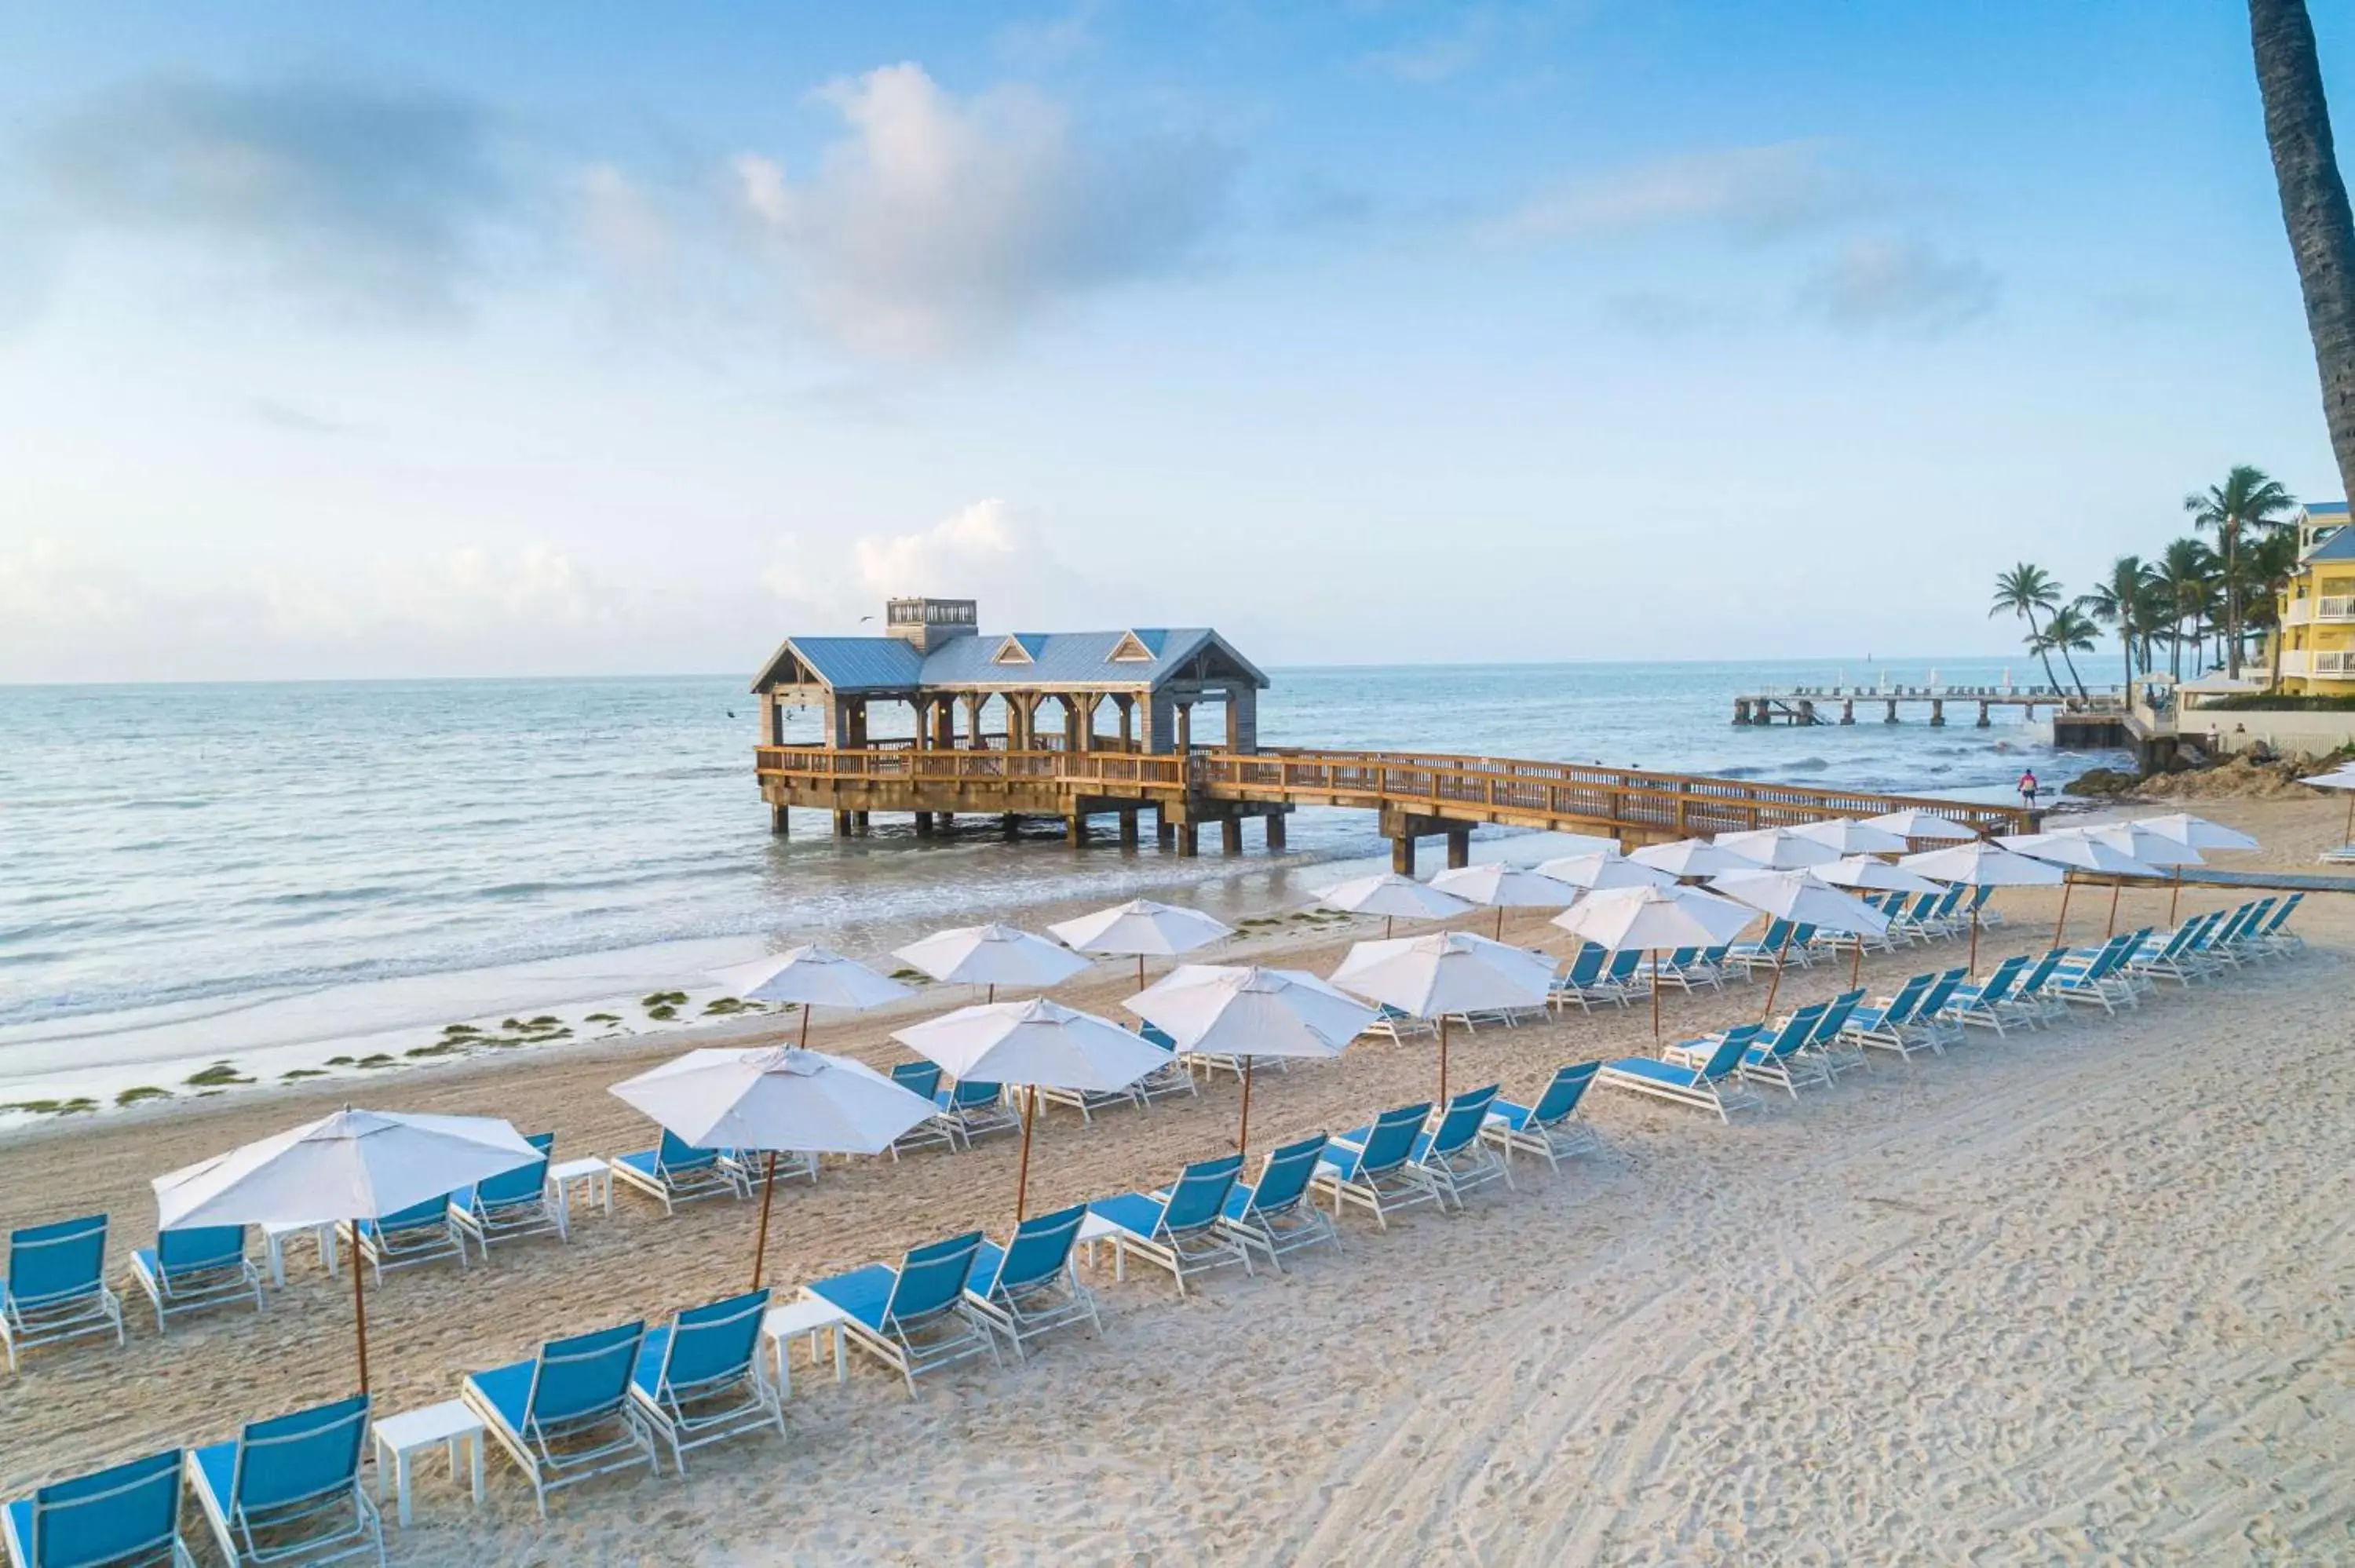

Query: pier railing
[
  {"left": 1201, "top": 747, "right": 2032, "bottom": 837},
  {"left": 755, "top": 745, "right": 1188, "bottom": 789}
]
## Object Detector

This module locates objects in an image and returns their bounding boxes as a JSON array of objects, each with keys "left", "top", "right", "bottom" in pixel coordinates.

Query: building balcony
[{"left": 2286, "top": 649, "right": 2355, "bottom": 679}]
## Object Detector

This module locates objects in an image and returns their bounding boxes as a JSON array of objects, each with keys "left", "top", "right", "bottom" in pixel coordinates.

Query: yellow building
[{"left": 2273, "top": 501, "right": 2355, "bottom": 694}]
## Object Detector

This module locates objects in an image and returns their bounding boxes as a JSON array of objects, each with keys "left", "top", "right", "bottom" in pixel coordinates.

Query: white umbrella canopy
[
  {"left": 1711, "top": 868, "right": 1891, "bottom": 1003},
  {"left": 612, "top": 1045, "right": 938, "bottom": 1288},
  {"left": 1126, "top": 965, "right": 1377, "bottom": 1157},
  {"left": 716, "top": 945, "right": 915, "bottom": 1044},
  {"left": 2132, "top": 812, "right": 2259, "bottom": 852},
  {"left": 1788, "top": 817, "right": 1913, "bottom": 855},
  {"left": 1714, "top": 827, "right": 1845, "bottom": 870},
  {"left": 1329, "top": 932, "right": 1554, "bottom": 1103},
  {"left": 1997, "top": 832, "right": 2161, "bottom": 878},
  {"left": 2063, "top": 823, "right": 2203, "bottom": 870},
  {"left": 1046, "top": 899, "right": 1235, "bottom": 990},
  {"left": 1538, "top": 851, "right": 1679, "bottom": 891},
  {"left": 1860, "top": 808, "right": 1979, "bottom": 842},
  {"left": 893, "top": 922, "right": 1093, "bottom": 1001},
  {"left": 1427, "top": 863, "right": 1579, "bottom": 939},
  {"left": 1551, "top": 884, "right": 1758, "bottom": 1037},
  {"left": 893, "top": 999, "right": 1171, "bottom": 1221},
  {"left": 1627, "top": 839, "right": 1754, "bottom": 878},
  {"left": 154, "top": 1107, "right": 544, "bottom": 1394},
  {"left": 1816, "top": 854, "right": 1944, "bottom": 895},
  {"left": 2302, "top": 767, "right": 2355, "bottom": 842},
  {"left": 1309, "top": 872, "right": 1474, "bottom": 938},
  {"left": 1898, "top": 841, "right": 2063, "bottom": 966}
]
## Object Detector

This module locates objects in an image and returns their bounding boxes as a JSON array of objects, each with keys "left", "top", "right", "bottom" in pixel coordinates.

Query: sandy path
[{"left": 2, "top": 797, "right": 2350, "bottom": 1563}]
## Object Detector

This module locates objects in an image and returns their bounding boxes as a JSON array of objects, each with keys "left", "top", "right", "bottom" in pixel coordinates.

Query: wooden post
[
  {"left": 770, "top": 802, "right": 791, "bottom": 836},
  {"left": 832, "top": 811, "right": 853, "bottom": 837},
  {"left": 1066, "top": 812, "right": 1086, "bottom": 846},
  {"left": 1392, "top": 835, "right": 1416, "bottom": 876},
  {"left": 1265, "top": 812, "right": 1287, "bottom": 851},
  {"left": 1119, "top": 809, "right": 1140, "bottom": 848},
  {"left": 1221, "top": 819, "right": 1244, "bottom": 854},
  {"left": 1445, "top": 829, "right": 1471, "bottom": 870},
  {"left": 915, "top": 811, "right": 935, "bottom": 837},
  {"left": 1175, "top": 702, "right": 1193, "bottom": 756},
  {"left": 1178, "top": 825, "right": 1199, "bottom": 858},
  {"left": 1156, "top": 811, "right": 1176, "bottom": 848},
  {"left": 1117, "top": 696, "right": 1134, "bottom": 750}
]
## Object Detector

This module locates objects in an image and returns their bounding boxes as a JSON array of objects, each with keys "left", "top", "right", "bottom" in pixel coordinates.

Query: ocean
[{"left": 0, "top": 658, "right": 2119, "bottom": 1099}]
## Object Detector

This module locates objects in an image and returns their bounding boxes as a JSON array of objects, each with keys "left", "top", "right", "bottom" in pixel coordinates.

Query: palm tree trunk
[
  {"left": 2060, "top": 644, "right": 2089, "bottom": 699},
  {"left": 2252, "top": 0, "right": 2355, "bottom": 506},
  {"left": 2224, "top": 524, "right": 2242, "bottom": 679}
]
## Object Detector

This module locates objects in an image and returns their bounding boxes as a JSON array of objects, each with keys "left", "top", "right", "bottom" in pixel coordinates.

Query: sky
[{"left": 1, "top": 0, "right": 2350, "bottom": 683}]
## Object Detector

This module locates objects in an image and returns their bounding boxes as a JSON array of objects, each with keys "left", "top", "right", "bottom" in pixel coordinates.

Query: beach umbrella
[
  {"left": 1309, "top": 873, "right": 1474, "bottom": 939},
  {"left": 893, "top": 999, "right": 1168, "bottom": 1223},
  {"left": 1328, "top": 932, "right": 1554, "bottom": 1103},
  {"left": 1551, "top": 884, "right": 1758, "bottom": 1038},
  {"left": 1047, "top": 899, "right": 1236, "bottom": 990},
  {"left": 1538, "top": 851, "right": 1680, "bottom": 892},
  {"left": 1126, "top": 965, "right": 1376, "bottom": 1158},
  {"left": 2065, "top": 824, "right": 2203, "bottom": 935},
  {"left": 612, "top": 1047, "right": 934, "bottom": 1289},
  {"left": 1711, "top": 868, "right": 1892, "bottom": 1003},
  {"left": 1787, "top": 817, "right": 1913, "bottom": 855},
  {"left": 1898, "top": 842, "right": 2064, "bottom": 968},
  {"left": 2300, "top": 766, "right": 2355, "bottom": 844},
  {"left": 1627, "top": 839, "right": 1754, "bottom": 879},
  {"left": 893, "top": 922, "right": 1092, "bottom": 1004},
  {"left": 2135, "top": 811, "right": 2259, "bottom": 920},
  {"left": 1714, "top": 827, "right": 1844, "bottom": 871},
  {"left": 1860, "top": 808, "right": 1978, "bottom": 843},
  {"left": 154, "top": 1108, "right": 542, "bottom": 1394},
  {"left": 1428, "top": 863, "right": 1580, "bottom": 939},
  {"left": 1999, "top": 831, "right": 2161, "bottom": 945},
  {"left": 717, "top": 945, "right": 914, "bottom": 1045},
  {"left": 1816, "top": 854, "right": 1944, "bottom": 895}
]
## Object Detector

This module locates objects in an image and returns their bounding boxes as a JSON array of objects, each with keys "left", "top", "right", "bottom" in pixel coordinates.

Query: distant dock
[{"left": 1732, "top": 684, "right": 2128, "bottom": 730}]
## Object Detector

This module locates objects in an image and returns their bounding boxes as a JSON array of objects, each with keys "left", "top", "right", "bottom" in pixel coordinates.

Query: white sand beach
[{"left": 2, "top": 797, "right": 2351, "bottom": 1564}]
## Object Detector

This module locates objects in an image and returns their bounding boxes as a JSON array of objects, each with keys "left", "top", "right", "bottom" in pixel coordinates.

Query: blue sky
[{"left": 0, "top": 1, "right": 2348, "bottom": 680}]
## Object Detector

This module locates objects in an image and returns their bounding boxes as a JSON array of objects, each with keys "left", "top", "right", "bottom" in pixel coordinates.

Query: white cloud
[
  {"left": 1498, "top": 140, "right": 1877, "bottom": 244},
  {"left": 1361, "top": 11, "right": 1501, "bottom": 85},
  {"left": 1797, "top": 238, "right": 1999, "bottom": 336},
  {"left": 574, "top": 163, "right": 669, "bottom": 275},
  {"left": 731, "top": 64, "right": 1233, "bottom": 359}
]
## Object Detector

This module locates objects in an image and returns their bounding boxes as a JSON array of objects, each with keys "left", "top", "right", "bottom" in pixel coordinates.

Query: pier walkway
[
  {"left": 754, "top": 742, "right": 2036, "bottom": 873},
  {"left": 1732, "top": 684, "right": 2130, "bottom": 727}
]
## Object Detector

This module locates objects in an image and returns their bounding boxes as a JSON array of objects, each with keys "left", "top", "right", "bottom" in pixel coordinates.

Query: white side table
[
  {"left": 1075, "top": 1209, "right": 1123, "bottom": 1273},
  {"left": 761, "top": 1297, "right": 852, "bottom": 1398},
  {"left": 371, "top": 1399, "right": 486, "bottom": 1528},
  {"left": 261, "top": 1221, "right": 339, "bottom": 1289},
  {"left": 546, "top": 1157, "right": 612, "bottom": 1228}
]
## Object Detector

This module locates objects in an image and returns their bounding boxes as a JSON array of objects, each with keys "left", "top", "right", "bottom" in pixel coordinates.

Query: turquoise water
[{"left": 0, "top": 658, "right": 2113, "bottom": 1048}]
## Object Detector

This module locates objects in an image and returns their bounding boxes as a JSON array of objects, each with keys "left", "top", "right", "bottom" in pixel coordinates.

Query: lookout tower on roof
[{"left": 750, "top": 599, "right": 1280, "bottom": 853}]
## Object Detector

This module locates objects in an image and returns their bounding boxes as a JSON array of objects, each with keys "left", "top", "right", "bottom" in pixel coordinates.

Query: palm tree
[
  {"left": 2077, "top": 555, "right": 2156, "bottom": 691},
  {"left": 2183, "top": 465, "right": 2296, "bottom": 677},
  {"left": 2037, "top": 603, "right": 2100, "bottom": 699},
  {"left": 1989, "top": 563, "right": 2065, "bottom": 691},
  {"left": 2244, "top": 527, "right": 2306, "bottom": 687},
  {"left": 2130, "top": 571, "right": 2173, "bottom": 674},
  {"left": 2155, "top": 538, "right": 2214, "bottom": 679},
  {"left": 2251, "top": 0, "right": 2355, "bottom": 504}
]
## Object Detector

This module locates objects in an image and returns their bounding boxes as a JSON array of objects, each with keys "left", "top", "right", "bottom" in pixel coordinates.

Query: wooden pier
[
  {"left": 1732, "top": 684, "right": 2128, "bottom": 729},
  {"left": 754, "top": 742, "right": 2036, "bottom": 873}
]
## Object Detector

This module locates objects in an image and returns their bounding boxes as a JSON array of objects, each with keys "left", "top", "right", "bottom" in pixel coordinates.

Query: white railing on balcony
[
  {"left": 2315, "top": 650, "right": 2353, "bottom": 676},
  {"left": 2319, "top": 595, "right": 2355, "bottom": 622},
  {"left": 2281, "top": 651, "right": 2311, "bottom": 676}
]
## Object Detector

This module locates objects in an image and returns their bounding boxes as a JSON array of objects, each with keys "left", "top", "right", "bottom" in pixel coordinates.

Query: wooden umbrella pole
[
  {"left": 750, "top": 1152, "right": 780, "bottom": 1289},
  {"left": 2168, "top": 868, "right": 2183, "bottom": 924},
  {"left": 1137, "top": 955, "right": 1146, "bottom": 992},
  {"left": 2105, "top": 881, "right": 2123, "bottom": 939},
  {"left": 1385, "top": 915, "right": 1395, "bottom": 939},
  {"left": 1849, "top": 939, "right": 1863, "bottom": 988},
  {"left": 2052, "top": 874, "right": 2073, "bottom": 946},
  {"left": 799, "top": 1007, "right": 811, "bottom": 1048},
  {"left": 352, "top": 1234, "right": 370, "bottom": 1396},
  {"left": 1238, "top": 1057, "right": 1254, "bottom": 1161},
  {"left": 2346, "top": 790, "right": 2354, "bottom": 844},
  {"left": 1438, "top": 1016, "right": 1451, "bottom": 1106},
  {"left": 1759, "top": 932, "right": 1791, "bottom": 1023},
  {"left": 987, "top": 984, "right": 996, "bottom": 1005},
  {"left": 1651, "top": 956, "right": 1662, "bottom": 1041},
  {"left": 1970, "top": 905, "right": 1981, "bottom": 972},
  {"left": 1495, "top": 906, "right": 1506, "bottom": 941},
  {"left": 1013, "top": 1085, "right": 1037, "bottom": 1225}
]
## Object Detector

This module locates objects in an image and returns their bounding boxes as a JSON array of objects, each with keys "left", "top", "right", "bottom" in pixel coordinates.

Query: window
[
  {"left": 1108, "top": 631, "right": 1154, "bottom": 662},
  {"left": 992, "top": 636, "right": 1034, "bottom": 665}
]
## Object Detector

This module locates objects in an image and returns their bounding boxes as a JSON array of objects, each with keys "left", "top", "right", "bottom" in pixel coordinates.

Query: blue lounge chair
[
  {"left": 2255, "top": 892, "right": 2305, "bottom": 957},
  {"left": 189, "top": 1396, "right": 380, "bottom": 1566},
  {"left": 4, "top": 1450, "right": 192, "bottom": 1568},
  {"left": 807, "top": 1232, "right": 998, "bottom": 1395},
  {"left": 129, "top": 1225, "right": 262, "bottom": 1333},
  {"left": 1728, "top": 1004, "right": 1831, "bottom": 1097},
  {"left": 2130, "top": 913, "right": 2214, "bottom": 988},
  {"left": 2050, "top": 933, "right": 2140, "bottom": 1014},
  {"left": 1792, "top": 990, "right": 1867, "bottom": 1076},
  {"left": 1479, "top": 1063, "right": 1601, "bottom": 1172},
  {"left": 1594, "top": 1033, "right": 1761, "bottom": 1121},
  {"left": 450, "top": 1132, "right": 564, "bottom": 1259},
  {"left": 339, "top": 1196, "right": 465, "bottom": 1286},
  {"left": 630, "top": 1290, "right": 783, "bottom": 1472},
  {"left": 1088, "top": 1156, "right": 1251, "bottom": 1295},
  {"left": 2, "top": 1216, "right": 123, "bottom": 1373},
  {"left": 1217, "top": 1137, "right": 1338, "bottom": 1272},
  {"left": 1310, "top": 1102, "right": 1437, "bottom": 1231},
  {"left": 1549, "top": 946, "right": 1620, "bottom": 1013},
  {"left": 1725, "top": 920, "right": 1806, "bottom": 976},
  {"left": 1408, "top": 1086, "right": 1513, "bottom": 1209},
  {"left": 1840, "top": 973, "right": 1930, "bottom": 1056},
  {"left": 932, "top": 1078, "right": 1021, "bottom": 1144},
  {"left": 462, "top": 1321, "right": 655, "bottom": 1515},
  {"left": 885, "top": 1063, "right": 959, "bottom": 1156},
  {"left": 1364, "top": 1002, "right": 1434, "bottom": 1042},
  {"left": 606, "top": 1130, "right": 751, "bottom": 1215},
  {"left": 963, "top": 1205, "right": 1101, "bottom": 1358},
  {"left": 1941, "top": 955, "right": 2028, "bottom": 1037},
  {"left": 1602, "top": 950, "right": 1651, "bottom": 1000}
]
